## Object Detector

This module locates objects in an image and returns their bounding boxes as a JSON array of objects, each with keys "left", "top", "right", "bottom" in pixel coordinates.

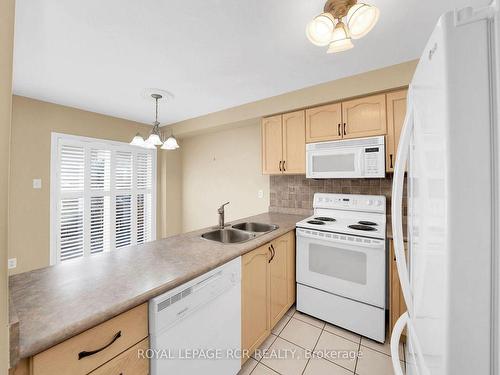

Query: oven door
[
  {"left": 296, "top": 227, "right": 386, "bottom": 308},
  {"left": 306, "top": 147, "right": 363, "bottom": 179}
]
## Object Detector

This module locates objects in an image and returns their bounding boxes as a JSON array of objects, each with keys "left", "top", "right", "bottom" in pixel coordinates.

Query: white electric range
[{"left": 296, "top": 193, "right": 387, "bottom": 342}]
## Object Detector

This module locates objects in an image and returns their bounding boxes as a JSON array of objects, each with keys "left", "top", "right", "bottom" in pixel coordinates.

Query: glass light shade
[
  {"left": 130, "top": 133, "right": 145, "bottom": 147},
  {"left": 147, "top": 133, "right": 162, "bottom": 146},
  {"left": 143, "top": 139, "right": 157, "bottom": 149},
  {"left": 327, "top": 21, "right": 354, "bottom": 53},
  {"left": 161, "top": 136, "right": 179, "bottom": 150},
  {"left": 306, "top": 12, "right": 335, "bottom": 46},
  {"left": 346, "top": 3, "right": 380, "bottom": 39}
]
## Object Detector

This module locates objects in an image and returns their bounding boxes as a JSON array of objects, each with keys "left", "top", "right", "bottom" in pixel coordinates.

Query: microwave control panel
[{"left": 363, "top": 146, "right": 384, "bottom": 176}]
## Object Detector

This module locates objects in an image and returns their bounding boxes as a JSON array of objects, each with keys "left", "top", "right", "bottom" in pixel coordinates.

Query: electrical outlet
[
  {"left": 33, "top": 178, "right": 42, "bottom": 189},
  {"left": 8, "top": 258, "right": 16, "bottom": 269},
  {"left": 258, "top": 189, "right": 264, "bottom": 199}
]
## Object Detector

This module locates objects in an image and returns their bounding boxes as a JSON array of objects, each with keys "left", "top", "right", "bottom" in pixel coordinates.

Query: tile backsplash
[{"left": 269, "top": 174, "right": 407, "bottom": 224}]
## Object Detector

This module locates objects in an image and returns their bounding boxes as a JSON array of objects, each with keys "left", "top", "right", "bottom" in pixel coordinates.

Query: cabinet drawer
[
  {"left": 90, "top": 338, "right": 149, "bottom": 375},
  {"left": 32, "top": 303, "right": 148, "bottom": 375}
]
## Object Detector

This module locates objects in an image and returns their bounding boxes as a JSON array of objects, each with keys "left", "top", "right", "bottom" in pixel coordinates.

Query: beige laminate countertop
[{"left": 9, "top": 212, "right": 305, "bottom": 364}]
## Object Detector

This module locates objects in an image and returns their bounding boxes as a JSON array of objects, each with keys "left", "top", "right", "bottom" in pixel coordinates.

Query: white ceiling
[{"left": 13, "top": 0, "right": 489, "bottom": 125}]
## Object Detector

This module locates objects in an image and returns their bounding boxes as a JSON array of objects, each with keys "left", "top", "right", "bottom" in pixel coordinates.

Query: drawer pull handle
[{"left": 78, "top": 330, "right": 122, "bottom": 360}]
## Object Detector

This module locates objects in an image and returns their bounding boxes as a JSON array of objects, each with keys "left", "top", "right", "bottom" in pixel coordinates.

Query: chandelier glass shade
[{"left": 306, "top": 0, "right": 379, "bottom": 53}]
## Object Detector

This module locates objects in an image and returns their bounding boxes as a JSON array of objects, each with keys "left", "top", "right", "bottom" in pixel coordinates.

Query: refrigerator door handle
[
  {"left": 391, "top": 89, "right": 414, "bottom": 314},
  {"left": 390, "top": 312, "right": 408, "bottom": 375}
]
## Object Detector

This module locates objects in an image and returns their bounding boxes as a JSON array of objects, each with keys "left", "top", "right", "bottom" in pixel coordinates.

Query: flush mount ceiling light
[
  {"left": 130, "top": 92, "right": 180, "bottom": 150},
  {"left": 306, "top": 0, "right": 379, "bottom": 53}
]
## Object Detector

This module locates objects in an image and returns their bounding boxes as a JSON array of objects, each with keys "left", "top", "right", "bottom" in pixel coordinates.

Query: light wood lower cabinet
[
  {"left": 90, "top": 338, "right": 149, "bottom": 375},
  {"left": 20, "top": 304, "right": 150, "bottom": 375},
  {"left": 241, "top": 231, "right": 295, "bottom": 361},
  {"left": 389, "top": 239, "right": 408, "bottom": 337},
  {"left": 241, "top": 244, "right": 271, "bottom": 357}
]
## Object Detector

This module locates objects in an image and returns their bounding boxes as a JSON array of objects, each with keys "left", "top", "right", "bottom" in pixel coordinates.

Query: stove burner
[
  {"left": 307, "top": 220, "right": 325, "bottom": 225},
  {"left": 349, "top": 224, "right": 377, "bottom": 231},
  {"left": 314, "top": 217, "right": 336, "bottom": 222},
  {"left": 358, "top": 221, "right": 377, "bottom": 226}
]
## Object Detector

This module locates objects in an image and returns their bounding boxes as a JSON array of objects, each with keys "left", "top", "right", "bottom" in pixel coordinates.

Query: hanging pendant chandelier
[
  {"left": 306, "top": 0, "right": 379, "bottom": 53},
  {"left": 130, "top": 93, "right": 180, "bottom": 150}
]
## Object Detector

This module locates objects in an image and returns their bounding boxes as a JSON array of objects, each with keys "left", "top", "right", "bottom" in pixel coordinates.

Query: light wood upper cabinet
[
  {"left": 242, "top": 244, "right": 271, "bottom": 358},
  {"left": 262, "top": 112, "right": 305, "bottom": 175},
  {"left": 282, "top": 111, "right": 306, "bottom": 174},
  {"left": 262, "top": 115, "right": 283, "bottom": 174},
  {"left": 241, "top": 231, "right": 296, "bottom": 361},
  {"left": 386, "top": 89, "right": 408, "bottom": 172},
  {"left": 305, "top": 103, "right": 342, "bottom": 143},
  {"left": 342, "top": 94, "right": 387, "bottom": 139}
]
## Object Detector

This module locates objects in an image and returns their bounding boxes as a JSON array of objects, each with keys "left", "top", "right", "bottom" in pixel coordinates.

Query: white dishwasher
[{"left": 149, "top": 257, "right": 241, "bottom": 375}]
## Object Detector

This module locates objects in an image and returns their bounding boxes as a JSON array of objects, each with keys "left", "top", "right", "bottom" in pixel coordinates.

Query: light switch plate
[
  {"left": 258, "top": 189, "right": 264, "bottom": 199},
  {"left": 33, "top": 178, "right": 42, "bottom": 189},
  {"left": 8, "top": 258, "right": 16, "bottom": 269}
]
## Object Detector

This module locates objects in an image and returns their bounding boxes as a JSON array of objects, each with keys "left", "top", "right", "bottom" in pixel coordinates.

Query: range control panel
[{"left": 313, "top": 193, "right": 386, "bottom": 214}]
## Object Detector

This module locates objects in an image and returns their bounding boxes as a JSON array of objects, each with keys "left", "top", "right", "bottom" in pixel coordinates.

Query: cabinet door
[
  {"left": 262, "top": 115, "right": 283, "bottom": 174},
  {"left": 269, "top": 235, "right": 290, "bottom": 328},
  {"left": 242, "top": 245, "right": 271, "bottom": 358},
  {"left": 282, "top": 111, "right": 306, "bottom": 174},
  {"left": 386, "top": 90, "right": 408, "bottom": 172},
  {"left": 286, "top": 231, "right": 296, "bottom": 308},
  {"left": 389, "top": 240, "right": 408, "bottom": 336},
  {"left": 89, "top": 339, "right": 149, "bottom": 375},
  {"left": 305, "top": 103, "right": 342, "bottom": 143},
  {"left": 342, "top": 94, "right": 387, "bottom": 139}
]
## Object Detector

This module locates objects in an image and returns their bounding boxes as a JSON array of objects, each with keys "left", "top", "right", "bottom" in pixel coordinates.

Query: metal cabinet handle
[
  {"left": 78, "top": 331, "right": 121, "bottom": 360},
  {"left": 268, "top": 246, "right": 273, "bottom": 263},
  {"left": 337, "top": 123, "right": 341, "bottom": 136},
  {"left": 343, "top": 123, "right": 347, "bottom": 135},
  {"left": 283, "top": 161, "right": 286, "bottom": 172},
  {"left": 279, "top": 160, "right": 282, "bottom": 172},
  {"left": 390, "top": 154, "right": 393, "bottom": 169},
  {"left": 270, "top": 244, "right": 275, "bottom": 262}
]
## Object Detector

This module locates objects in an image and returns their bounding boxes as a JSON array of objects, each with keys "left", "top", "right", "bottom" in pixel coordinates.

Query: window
[{"left": 50, "top": 133, "right": 156, "bottom": 264}]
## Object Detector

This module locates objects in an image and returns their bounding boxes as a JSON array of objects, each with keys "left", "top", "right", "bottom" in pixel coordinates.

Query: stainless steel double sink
[{"left": 201, "top": 222, "right": 279, "bottom": 244}]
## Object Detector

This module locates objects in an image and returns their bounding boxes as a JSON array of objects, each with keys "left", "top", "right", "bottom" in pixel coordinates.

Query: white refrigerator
[{"left": 390, "top": 2, "right": 500, "bottom": 375}]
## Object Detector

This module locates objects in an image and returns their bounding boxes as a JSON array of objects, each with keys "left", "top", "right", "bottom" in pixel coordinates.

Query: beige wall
[
  {"left": 157, "top": 148, "right": 182, "bottom": 238},
  {"left": 8, "top": 96, "right": 183, "bottom": 274},
  {"left": 181, "top": 121, "right": 269, "bottom": 232},
  {"left": 1, "top": 0, "right": 15, "bottom": 371},
  {"left": 168, "top": 60, "right": 418, "bottom": 138},
  {"left": 177, "top": 60, "right": 417, "bottom": 232}
]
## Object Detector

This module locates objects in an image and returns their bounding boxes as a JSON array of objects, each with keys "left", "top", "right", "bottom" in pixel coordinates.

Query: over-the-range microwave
[{"left": 306, "top": 136, "right": 385, "bottom": 179}]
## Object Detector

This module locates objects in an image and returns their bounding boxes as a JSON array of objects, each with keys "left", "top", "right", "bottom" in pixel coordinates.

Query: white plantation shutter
[
  {"left": 136, "top": 153, "right": 153, "bottom": 244},
  {"left": 58, "top": 144, "right": 85, "bottom": 261},
  {"left": 51, "top": 133, "right": 156, "bottom": 264},
  {"left": 59, "top": 198, "right": 84, "bottom": 261}
]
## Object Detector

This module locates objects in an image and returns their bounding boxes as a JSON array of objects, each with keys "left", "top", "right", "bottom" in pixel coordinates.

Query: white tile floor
[{"left": 239, "top": 306, "right": 406, "bottom": 375}]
